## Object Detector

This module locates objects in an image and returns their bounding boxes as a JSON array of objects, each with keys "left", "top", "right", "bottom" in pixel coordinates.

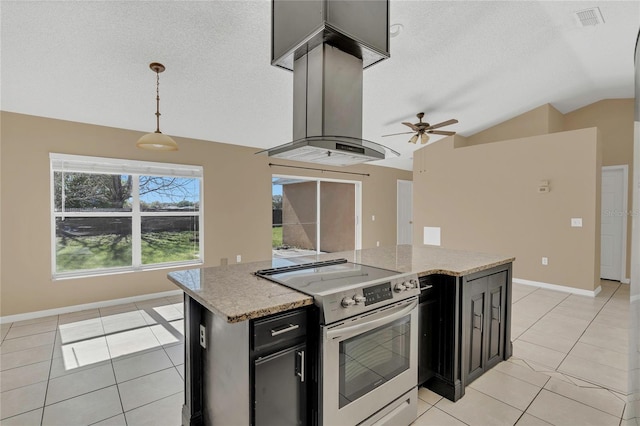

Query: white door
[
  {"left": 397, "top": 180, "right": 413, "bottom": 245},
  {"left": 600, "top": 167, "right": 626, "bottom": 281}
]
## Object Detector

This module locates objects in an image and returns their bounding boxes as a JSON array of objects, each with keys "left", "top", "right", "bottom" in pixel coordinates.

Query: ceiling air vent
[{"left": 574, "top": 7, "right": 605, "bottom": 27}]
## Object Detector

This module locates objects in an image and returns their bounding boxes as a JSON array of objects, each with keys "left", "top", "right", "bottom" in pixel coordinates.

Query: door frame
[
  {"left": 397, "top": 180, "right": 413, "bottom": 245},
  {"left": 272, "top": 174, "right": 362, "bottom": 253},
  {"left": 601, "top": 165, "right": 628, "bottom": 283}
]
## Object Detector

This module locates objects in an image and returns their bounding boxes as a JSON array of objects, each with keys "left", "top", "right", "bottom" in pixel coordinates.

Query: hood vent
[
  {"left": 260, "top": 0, "right": 398, "bottom": 166},
  {"left": 574, "top": 7, "right": 605, "bottom": 27}
]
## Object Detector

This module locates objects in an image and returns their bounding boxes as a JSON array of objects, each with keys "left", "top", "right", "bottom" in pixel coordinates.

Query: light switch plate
[{"left": 571, "top": 218, "right": 583, "bottom": 227}]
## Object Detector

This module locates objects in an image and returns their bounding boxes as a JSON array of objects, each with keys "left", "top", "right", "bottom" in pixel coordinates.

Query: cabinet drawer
[{"left": 253, "top": 310, "right": 307, "bottom": 352}]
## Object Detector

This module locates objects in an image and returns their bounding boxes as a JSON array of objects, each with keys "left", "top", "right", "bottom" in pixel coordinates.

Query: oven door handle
[{"left": 325, "top": 299, "right": 417, "bottom": 341}]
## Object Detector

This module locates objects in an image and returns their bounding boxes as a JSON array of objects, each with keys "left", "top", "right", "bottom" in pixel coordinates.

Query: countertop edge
[
  {"left": 168, "top": 274, "right": 314, "bottom": 324},
  {"left": 416, "top": 257, "right": 516, "bottom": 277}
]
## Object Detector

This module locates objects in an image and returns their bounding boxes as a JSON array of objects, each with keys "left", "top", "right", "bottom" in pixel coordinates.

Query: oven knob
[
  {"left": 341, "top": 297, "right": 356, "bottom": 308},
  {"left": 404, "top": 281, "right": 414, "bottom": 289},
  {"left": 354, "top": 295, "right": 367, "bottom": 304},
  {"left": 394, "top": 283, "right": 406, "bottom": 292},
  {"left": 410, "top": 279, "right": 418, "bottom": 288}
]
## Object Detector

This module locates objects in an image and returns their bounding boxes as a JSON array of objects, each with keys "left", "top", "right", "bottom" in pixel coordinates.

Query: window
[{"left": 50, "top": 154, "right": 203, "bottom": 279}]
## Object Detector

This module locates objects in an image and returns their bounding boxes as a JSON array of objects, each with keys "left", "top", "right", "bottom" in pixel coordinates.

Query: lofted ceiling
[{"left": 1, "top": 1, "right": 638, "bottom": 171}]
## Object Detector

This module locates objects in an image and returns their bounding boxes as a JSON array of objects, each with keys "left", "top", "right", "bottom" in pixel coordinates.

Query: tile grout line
[
  {"left": 511, "top": 288, "right": 572, "bottom": 347},
  {"left": 541, "top": 380, "right": 627, "bottom": 420},
  {"left": 516, "top": 283, "right": 628, "bottom": 422},
  {"left": 102, "top": 314, "right": 128, "bottom": 426},
  {"left": 468, "top": 374, "right": 549, "bottom": 422},
  {"left": 553, "top": 282, "right": 623, "bottom": 377},
  {"left": 419, "top": 404, "right": 472, "bottom": 425},
  {"left": 511, "top": 375, "right": 551, "bottom": 425},
  {"left": 42, "top": 316, "right": 121, "bottom": 424},
  {"left": 40, "top": 315, "right": 61, "bottom": 426}
]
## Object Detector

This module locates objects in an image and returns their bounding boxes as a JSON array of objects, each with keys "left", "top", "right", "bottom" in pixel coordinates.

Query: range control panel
[{"left": 320, "top": 273, "right": 420, "bottom": 324}]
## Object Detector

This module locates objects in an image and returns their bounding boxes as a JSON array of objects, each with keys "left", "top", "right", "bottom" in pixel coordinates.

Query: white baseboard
[
  {"left": 0, "top": 290, "right": 183, "bottom": 325},
  {"left": 513, "top": 278, "right": 601, "bottom": 297},
  {"left": 622, "top": 278, "right": 631, "bottom": 284}
]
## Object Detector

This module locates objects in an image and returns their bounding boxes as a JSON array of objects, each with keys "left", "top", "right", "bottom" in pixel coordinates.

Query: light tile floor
[
  {"left": 0, "top": 281, "right": 633, "bottom": 425},
  {"left": 0, "top": 295, "right": 185, "bottom": 425},
  {"left": 414, "top": 279, "right": 633, "bottom": 426}
]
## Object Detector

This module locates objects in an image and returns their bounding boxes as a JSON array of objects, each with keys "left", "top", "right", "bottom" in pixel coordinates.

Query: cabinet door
[
  {"left": 254, "top": 344, "right": 306, "bottom": 426},
  {"left": 464, "top": 277, "right": 487, "bottom": 383},
  {"left": 486, "top": 272, "right": 507, "bottom": 368}
]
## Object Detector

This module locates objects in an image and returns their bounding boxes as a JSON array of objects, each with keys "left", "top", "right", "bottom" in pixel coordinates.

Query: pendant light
[{"left": 136, "top": 62, "right": 178, "bottom": 151}]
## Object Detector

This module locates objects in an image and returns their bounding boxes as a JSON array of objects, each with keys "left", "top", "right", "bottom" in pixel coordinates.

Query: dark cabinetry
[
  {"left": 181, "top": 295, "right": 313, "bottom": 426},
  {"left": 422, "top": 263, "right": 512, "bottom": 402},
  {"left": 252, "top": 310, "right": 309, "bottom": 426},
  {"left": 463, "top": 269, "right": 508, "bottom": 384},
  {"left": 418, "top": 277, "right": 438, "bottom": 385}
]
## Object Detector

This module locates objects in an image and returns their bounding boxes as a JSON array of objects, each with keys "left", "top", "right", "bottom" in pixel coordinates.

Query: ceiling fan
[{"left": 383, "top": 112, "right": 458, "bottom": 144}]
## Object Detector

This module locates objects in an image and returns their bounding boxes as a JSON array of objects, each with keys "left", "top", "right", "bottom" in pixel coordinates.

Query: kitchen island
[{"left": 169, "top": 245, "right": 514, "bottom": 425}]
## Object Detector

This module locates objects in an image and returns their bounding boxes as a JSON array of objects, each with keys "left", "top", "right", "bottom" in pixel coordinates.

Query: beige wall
[
  {"left": 320, "top": 181, "right": 355, "bottom": 253},
  {"left": 564, "top": 99, "right": 635, "bottom": 278},
  {"left": 414, "top": 129, "right": 602, "bottom": 291},
  {"left": 452, "top": 99, "right": 634, "bottom": 281},
  {"left": 282, "top": 181, "right": 317, "bottom": 250},
  {"left": 0, "top": 112, "right": 411, "bottom": 316},
  {"left": 464, "top": 104, "right": 565, "bottom": 146}
]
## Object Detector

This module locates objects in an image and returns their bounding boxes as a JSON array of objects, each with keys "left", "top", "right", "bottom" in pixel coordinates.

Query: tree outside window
[{"left": 51, "top": 154, "right": 203, "bottom": 278}]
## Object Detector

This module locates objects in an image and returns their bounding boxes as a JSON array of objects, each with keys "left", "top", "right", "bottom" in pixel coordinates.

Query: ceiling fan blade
[
  {"left": 428, "top": 130, "right": 456, "bottom": 136},
  {"left": 426, "top": 119, "right": 458, "bottom": 130},
  {"left": 402, "top": 122, "right": 420, "bottom": 132},
  {"left": 382, "top": 131, "right": 415, "bottom": 137}
]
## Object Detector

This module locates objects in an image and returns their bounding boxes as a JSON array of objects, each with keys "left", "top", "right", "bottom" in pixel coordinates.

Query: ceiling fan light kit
[
  {"left": 136, "top": 62, "right": 178, "bottom": 151},
  {"left": 383, "top": 112, "right": 458, "bottom": 144}
]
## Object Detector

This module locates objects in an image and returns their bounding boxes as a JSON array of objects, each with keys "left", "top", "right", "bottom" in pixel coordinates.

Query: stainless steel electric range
[{"left": 256, "top": 258, "right": 420, "bottom": 426}]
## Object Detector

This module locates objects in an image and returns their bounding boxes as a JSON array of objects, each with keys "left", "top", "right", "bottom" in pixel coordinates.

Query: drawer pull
[
  {"left": 297, "top": 350, "right": 305, "bottom": 383},
  {"left": 270, "top": 323, "right": 299, "bottom": 337}
]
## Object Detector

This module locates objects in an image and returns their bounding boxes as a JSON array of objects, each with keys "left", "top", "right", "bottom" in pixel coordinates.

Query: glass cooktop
[{"left": 255, "top": 259, "right": 402, "bottom": 296}]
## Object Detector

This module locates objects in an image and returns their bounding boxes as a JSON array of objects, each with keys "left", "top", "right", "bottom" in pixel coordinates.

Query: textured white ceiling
[{"left": 2, "top": 1, "right": 638, "bottom": 171}]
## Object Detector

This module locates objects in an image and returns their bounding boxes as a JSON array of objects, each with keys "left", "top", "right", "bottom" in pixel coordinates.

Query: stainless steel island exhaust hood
[{"left": 258, "top": 0, "right": 399, "bottom": 166}]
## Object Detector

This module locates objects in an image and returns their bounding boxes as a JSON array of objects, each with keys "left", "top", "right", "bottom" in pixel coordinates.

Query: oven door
[{"left": 321, "top": 297, "right": 418, "bottom": 426}]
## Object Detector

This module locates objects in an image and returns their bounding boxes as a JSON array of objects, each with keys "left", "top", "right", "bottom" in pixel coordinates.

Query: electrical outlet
[
  {"left": 199, "top": 325, "right": 206, "bottom": 349},
  {"left": 542, "top": 257, "right": 548, "bottom": 266},
  {"left": 571, "top": 218, "right": 583, "bottom": 227},
  {"left": 372, "top": 215, "right": 375, "bottom": 221},
  {"left": 236, "top": 255, "right": 241, "bottom": 263},
  {"left": 376, "top": 241, "right": 380, "bottom": 247}
]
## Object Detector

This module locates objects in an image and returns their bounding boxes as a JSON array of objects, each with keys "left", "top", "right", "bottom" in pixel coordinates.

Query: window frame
[{"left": 50, "top": 153, "right": 204, "bottom": 280}]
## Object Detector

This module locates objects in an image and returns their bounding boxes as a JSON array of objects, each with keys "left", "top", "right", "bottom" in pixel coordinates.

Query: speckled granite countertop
[{"left": 168, "top": 245, "right": 514, "bottom": 323}]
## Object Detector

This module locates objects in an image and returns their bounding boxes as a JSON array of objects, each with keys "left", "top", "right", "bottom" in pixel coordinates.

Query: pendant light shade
[
  {"left": 136, "top": 62, "right": 178, "bottom": 151},
  {"left": 136, "top": 131, "right": 178, "bottom": 151}
]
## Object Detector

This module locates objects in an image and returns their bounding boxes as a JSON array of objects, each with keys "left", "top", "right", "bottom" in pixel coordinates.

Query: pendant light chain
[
  {"left": 136, "top": 62, "right": 178, "bottom": 151},
  {"left": 155, "top": 70, "right": 161, "bottom": 134}
]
